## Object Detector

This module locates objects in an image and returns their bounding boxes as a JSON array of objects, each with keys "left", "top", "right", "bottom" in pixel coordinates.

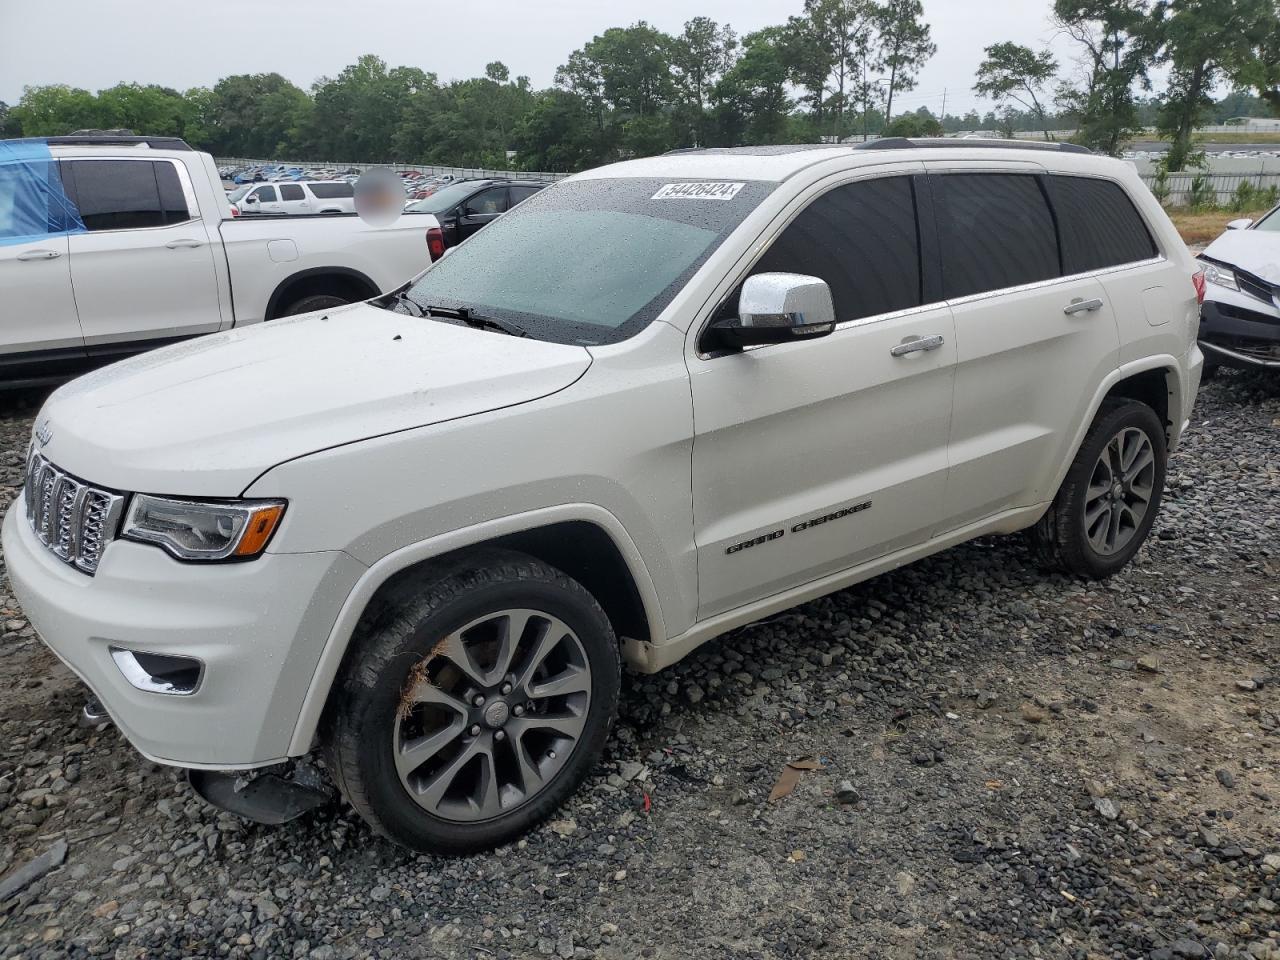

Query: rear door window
[
  {"left": 932, "top": 173, "right": 1060, "bottom": 299},
  {"left": 1046, "top": 175, "right": 1158, "bottom": 273},
  {"left": 726, "top": 175, "right": 923, "bottom": 323},
  {"left": 63, "top": 160, "right": 182, "bottom": 231},
  {"left": 510, "top": 185, "right": 544, "bottom": 205},
  {"left": 279, "top": 183, "right": 305, "bottom": 201},
  {"left": 307, "top": 182, "right": 354, "bottom": 199},
  {"left": 465, "top": 188, "right": 509, "bottom": 215}
]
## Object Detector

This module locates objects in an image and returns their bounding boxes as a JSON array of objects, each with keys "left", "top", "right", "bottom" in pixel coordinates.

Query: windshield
[
  {"left": 405, "top": 181, "right": 490, "bottom": 215},
  {"left": 400, "top": 176, "right": 774, "bottom": 344},
  {"left": 227, "top": 185, "right": 252, "bottom": 203},
  {"left": 1254, "top": 207, "right": 1280, "bottom": 232}
]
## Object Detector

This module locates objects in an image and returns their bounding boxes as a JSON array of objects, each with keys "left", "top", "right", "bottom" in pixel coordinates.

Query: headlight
[
  {"left": 1200, "top": 260, "right": 1239, "bottom": 291},
  {"left": 122, "top": 496, "right": 286, "bottom": 561}
]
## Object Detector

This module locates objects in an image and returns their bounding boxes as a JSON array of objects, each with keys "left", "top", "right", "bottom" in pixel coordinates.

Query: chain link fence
[
  {"left": 1137, "top": 170, "right": 1280, "bottom": 207},
  {"left": 214, "top": 157, "right": 568, "bottom": 183},
  {"left": 215, "top": 155, "right": 1280, "bottom": 209}
]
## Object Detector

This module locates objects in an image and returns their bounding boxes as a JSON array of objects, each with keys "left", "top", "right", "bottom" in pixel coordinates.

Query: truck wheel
[
  {"left": 326, "top": 550, "right": 620, "bottom": 855},
  {"left": 1028, "top": 400, "right": 1167, "bottom": 579},
  {"left": 279, "top": 293, "right": 349, "bottom": 317}
]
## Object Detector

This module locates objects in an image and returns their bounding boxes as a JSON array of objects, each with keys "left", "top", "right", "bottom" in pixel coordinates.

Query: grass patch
[
  {"left": 1191, "top": 131, "right": 1280, "bottom": 144},
  {"left": 1167, "top": 207, "right": 1270, "bottom": 245}
]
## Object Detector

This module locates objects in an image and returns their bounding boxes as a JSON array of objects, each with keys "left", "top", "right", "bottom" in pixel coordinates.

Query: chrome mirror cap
[{"left": 708, "top": 273, "right": 838, "bottom": 350}]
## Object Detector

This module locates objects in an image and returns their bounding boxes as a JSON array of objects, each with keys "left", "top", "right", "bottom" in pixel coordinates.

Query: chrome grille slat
[{"left": 24, "top": 452, "right": 123, "bottom": 576}]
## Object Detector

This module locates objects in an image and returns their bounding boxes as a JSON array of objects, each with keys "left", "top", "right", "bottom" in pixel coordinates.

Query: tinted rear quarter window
[
  {"left": 934, "top": 173, "right": 1059, "bottom": 299},
  {"left": 510, "top": 185, "right": 544, "bottom": 204},
  {"left": 154, "top": 163, "right": 190, "bottom": 224},
  {"left": 1046, "top": 175, "right": 1157, "bottom": 273},
  {"left": 736, "top": 175, "right": 922, "bottom": 323},
  {"left": 307, "top": 181, "right": 354, "bottom": 199}
]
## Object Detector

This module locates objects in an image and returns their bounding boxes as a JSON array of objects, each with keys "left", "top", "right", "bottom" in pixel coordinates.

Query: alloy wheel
[
  {"left": 1083, "top": 426, "right": 1156, "bottom": 556},
  {"left": 392, "top": 609, "right": 591, "bottom": 823}
]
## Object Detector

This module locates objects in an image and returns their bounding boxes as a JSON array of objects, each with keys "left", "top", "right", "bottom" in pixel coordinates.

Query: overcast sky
[{"left": 1, "top": 0, "right": 1086, "bottom": 116}]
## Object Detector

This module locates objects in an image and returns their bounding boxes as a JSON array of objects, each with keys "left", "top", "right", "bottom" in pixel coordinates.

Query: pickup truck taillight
[{"left": 426, "top": 226, "right": 445, "bottom": 262}]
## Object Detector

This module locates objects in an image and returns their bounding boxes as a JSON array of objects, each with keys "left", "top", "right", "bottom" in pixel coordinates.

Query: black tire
[
  {"left": 1028, "top": 399, "right": 1167, "bottom": 579},
  {"left": 325, "top": 549, "right": 620, "bottom": 855},
  {"left": 279, "top": 293, "right": 349, "bottom": 317}
]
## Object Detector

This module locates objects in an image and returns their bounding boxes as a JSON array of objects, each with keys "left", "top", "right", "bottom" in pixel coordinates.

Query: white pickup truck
[{"left": 0, "top": 135, "right": 432, "bottom": 387}]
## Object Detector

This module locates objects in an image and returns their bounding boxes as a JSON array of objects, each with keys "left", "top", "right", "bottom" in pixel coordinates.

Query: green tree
[
  {"left": 712, "top": 27, "right": 793, "bottom": 145},
  {"left": 974, "top": 43, "right": 1060, "bottom": 141},
  {"left": 513, "top": 90, "right": 611, "bottom": 171},
  {"left": 874, "top": 0, "right": 936, "bottom": 123},
  {"left": 1227, "top": 0, "right": 1280, "bottom": 114},
  {"left": 10, "top": 85, "right": 102, "bottom": 136},
  {"left": 307, "top": 55, "right": 431, "bottom": 161},
  {"left": 0, "top": 101, "right": 21, "bottom": 138},
  {"left": 94, "top": 83, "right": 192, "bottom": 138},
  {"left": 208, "top": 73, "right": 312, "bottom": 157},
  {"left": 883, "top": 106, "right": 943, "bottom": 136},
  {"left": 671, "top": 17, "right": 738, "bottom": 146},
  {"left": 556, "top": 23, "right": 679, "bottom": 157},
  {"left": 1159, "top": 0, "right": 1266, "bottom": 170},
  {"left": 1053, "top": 0, "right": 1163, "bottom": 155},
  {"left": 804, "top": 0, "right": 880, "bottom": 136}
]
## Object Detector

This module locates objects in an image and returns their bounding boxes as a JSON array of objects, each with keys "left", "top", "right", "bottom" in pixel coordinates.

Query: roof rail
[
  {"left": 5, "top": 135, "right": 194, "bottom": 151},
  {"left": 853, "top": 137, "right": 1091, "bottom": 155}
]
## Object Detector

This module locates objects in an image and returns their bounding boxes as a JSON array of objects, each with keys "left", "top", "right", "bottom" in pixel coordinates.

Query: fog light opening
[{"left": 109, "top": 647, "right": 204, "bottom": 696}]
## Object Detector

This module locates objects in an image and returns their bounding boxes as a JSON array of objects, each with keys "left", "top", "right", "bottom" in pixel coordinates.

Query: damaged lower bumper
[
  {"left": 1199, "top": 300, "right": 1280, "bottom": 370},
  {"left": 187, "top": 760, "right": 334, "bottom": 825}
]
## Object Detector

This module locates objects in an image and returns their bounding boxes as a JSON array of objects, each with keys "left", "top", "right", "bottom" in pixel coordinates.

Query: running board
[{"left": 188, "top": 761, "right": 333, "bottom": 825}]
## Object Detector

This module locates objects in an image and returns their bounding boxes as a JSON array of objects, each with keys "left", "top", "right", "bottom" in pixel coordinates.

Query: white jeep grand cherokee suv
[{"left": 4, "top": 139, "right": 1204, "bottom": 854}]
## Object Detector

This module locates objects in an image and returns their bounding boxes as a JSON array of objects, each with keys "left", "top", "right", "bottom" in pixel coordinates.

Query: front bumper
[
  {"left": 1199, "top": 296, "right": 1280, "bottom": 369},
  {"left": 3, "top": 500, "right": 365, "bottom": 768}
]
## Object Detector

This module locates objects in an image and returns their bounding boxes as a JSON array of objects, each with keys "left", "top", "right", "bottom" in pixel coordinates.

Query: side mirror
[
  {"left": 707, "top": 273, "right": 837, "bottom": 350},
  {"left": 1226, "top": 218, "right": 1254, "bottom": 230},
  {"left": 243, "top": 196, "right": 259, "bottom": 205}
]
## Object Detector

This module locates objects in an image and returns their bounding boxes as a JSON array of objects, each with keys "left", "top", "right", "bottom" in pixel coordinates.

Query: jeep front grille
[{"left": 24, "top": 452, "right": 125, "bottom": 575}]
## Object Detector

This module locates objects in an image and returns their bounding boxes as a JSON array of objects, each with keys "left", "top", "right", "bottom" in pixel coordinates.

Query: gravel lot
[{"left": 0, "top": 370, "right": 1277, "bottom": 960}]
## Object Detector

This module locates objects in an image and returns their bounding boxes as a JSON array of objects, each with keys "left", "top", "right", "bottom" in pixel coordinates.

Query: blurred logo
[{"left": 34, "top": 421, "right": 52, "bottom": 446}]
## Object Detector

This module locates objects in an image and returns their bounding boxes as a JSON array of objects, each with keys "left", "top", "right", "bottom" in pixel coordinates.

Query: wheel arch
[
  {"left": 287, "top": 504, "right": 665, "bottom": 755},
  {"left": 265, "top": 266, "right": 381, "bottom": 320},
  {"left": 1045, "top": 355, "right": 1183, "bottom": 509}
]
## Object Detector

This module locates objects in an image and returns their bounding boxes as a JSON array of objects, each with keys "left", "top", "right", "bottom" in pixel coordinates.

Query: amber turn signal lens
[{"left": 233, "top": 504, "right": 286, "bottom": 558}]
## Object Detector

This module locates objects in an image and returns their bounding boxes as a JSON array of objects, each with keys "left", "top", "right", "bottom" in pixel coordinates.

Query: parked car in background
[
  {"left": 237, "top": 180, "right": 357, "bottom": 216},
  {"left": 1, "top": 135, "right": 434, "bottom": 386},
  {"left": 6, "top": 139, "right": 1202, "bottom": 855},
  {"left": 405, "top": 178, "right": 548, "bottom": 253},
  {"left": 1197, "top": 208, "right": 1280, "bottom": 373}
]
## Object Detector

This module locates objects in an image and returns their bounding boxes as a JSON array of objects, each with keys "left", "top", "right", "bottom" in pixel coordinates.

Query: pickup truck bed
[{"left": 1, "top": 137, "right": 432, "bottom": 386}]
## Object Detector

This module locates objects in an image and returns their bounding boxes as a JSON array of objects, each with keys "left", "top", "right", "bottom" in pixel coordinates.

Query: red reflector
[
  {"left": 426, "top": 226, "right": 445, "bottom": 262},
  {"left": 1192, "top": 270, "right": 1205, "bottom": 305}
]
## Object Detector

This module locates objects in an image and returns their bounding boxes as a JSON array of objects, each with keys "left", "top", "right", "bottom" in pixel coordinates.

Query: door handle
[
  {"left": 1064, "top": 297, "right": 1104, "bottom": 315},
  {"left": 165, "top": 238, "right": 204, "bottom": 249},
  {"left": 890, "top": 335, "right": 945, "bottom": 357},
  {"left": 16, "top": 249, "right": 60, "bottom": 261}
]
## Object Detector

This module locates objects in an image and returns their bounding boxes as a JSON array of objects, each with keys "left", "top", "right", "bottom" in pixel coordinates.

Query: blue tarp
[{"left": 0, "top": 139, "right": 85, "bottom": 246}]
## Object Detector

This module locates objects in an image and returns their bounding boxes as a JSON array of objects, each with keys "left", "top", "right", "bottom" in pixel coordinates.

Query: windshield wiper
[
  {"left": 421, "top": 305, "right": 529, "bottom": 338},
  {"left": 383, "top": 289, "right": 424, "bottom": 317}
]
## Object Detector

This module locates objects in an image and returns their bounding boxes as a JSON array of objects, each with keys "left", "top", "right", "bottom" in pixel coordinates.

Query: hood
[
  {"left": 37, "top": 304, "right": 591, "bottom": 496},
  {"left": 1202, "top": 229, "right": 1280, "bottom": 284}
]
